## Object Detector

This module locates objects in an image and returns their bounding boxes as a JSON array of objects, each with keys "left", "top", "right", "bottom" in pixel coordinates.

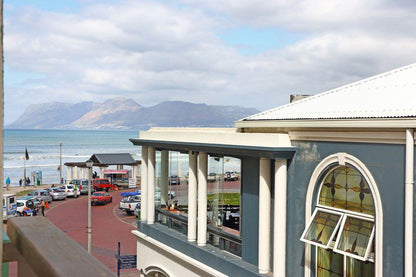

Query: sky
[{"left": 4, "top": 0, "right": 416, "bottom": 125}]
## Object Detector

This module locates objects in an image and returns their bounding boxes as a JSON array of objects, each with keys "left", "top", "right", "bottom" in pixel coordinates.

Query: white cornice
[
  {"left": 288, "top": 130, "right": 413, "bottom": 144},
  {"left": 235, "top": 118, "right": 416, "bottom": 129}
]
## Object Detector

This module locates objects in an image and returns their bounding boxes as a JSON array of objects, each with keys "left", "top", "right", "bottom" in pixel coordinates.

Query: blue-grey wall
[
  {"left": 241, "top": 157, "right": 260, "bottom": 265},
  {"left": 286, "top": 141, "right": 406, "bottom": 277}
]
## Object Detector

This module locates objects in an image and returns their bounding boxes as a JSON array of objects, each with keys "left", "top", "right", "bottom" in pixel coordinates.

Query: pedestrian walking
[
  {"left": 40, "top": 200, "right": 46, "bottom": 216},
  {"left": 19, "top": 179, "right": 22, "bottom": 186},
  {"left": 5, "top": 177, "right": 10, "bottom": 190}
]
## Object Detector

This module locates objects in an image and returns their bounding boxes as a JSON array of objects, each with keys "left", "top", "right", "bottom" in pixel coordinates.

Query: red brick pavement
[{"left": 46, "top": 190, "right": 139, "bottom": 275}]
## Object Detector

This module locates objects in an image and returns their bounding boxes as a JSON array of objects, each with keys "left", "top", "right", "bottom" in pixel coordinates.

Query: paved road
[{"left": 46, "top": 189, "right": 139, "bottom": 275}]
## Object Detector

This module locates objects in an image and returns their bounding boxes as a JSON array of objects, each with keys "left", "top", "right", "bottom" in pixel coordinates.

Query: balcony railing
[{"left": 155, "top": 208, "right": 242, "bottom": 256}]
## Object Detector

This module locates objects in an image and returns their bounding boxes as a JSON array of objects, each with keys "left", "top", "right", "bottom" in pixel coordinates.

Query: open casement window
[
  {"left": 300, "top": 208, "right": 344, "bottom": 249},
  {"left": 333, "top": 214, "right": 375, "bottom": 261}
]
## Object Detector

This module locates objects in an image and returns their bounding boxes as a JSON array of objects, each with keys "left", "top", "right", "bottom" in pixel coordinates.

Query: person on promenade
[
  {"left": 19, "top": 179, "right": 22, "bottom": 186},
  {"left": 40, "top": 200, "right": 46, "bottom": 216},
  {"left": 5, "top": 177, "right": 10, "bottom": 190}
]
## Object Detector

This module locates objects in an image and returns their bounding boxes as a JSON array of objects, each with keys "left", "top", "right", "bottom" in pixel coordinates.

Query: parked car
[
  {"left": 119, "top": 193, "right": 141, "bottom": 215},
  {"left": 27, "top": 190, "right": 52, "bottom": 203},
  {"left": 16, "top": 198, "right": 38, "bottom": 216},
  {"left": 168, "top": 175, "right": 180, "bottom": 185},
  {"left": 60, "top": 185, "right": 80, "bottom": 198},
  {"left": 92, "top": 178, "right": 113, "bottom": 192},
  {"left": 69, "top": 179, "right": 90, "bottom": 195},
  {"left": 208, "top": 173, "right": 217, "bottom": 182},
  {"left": 224, "top": 171, "right": 239, "bottom": 181},
  {"left": 45, "top": 187, "right": 67, "bottom": 201},
  {"left": 91, "top": 191, "right": 112, "bottom": 205},
  {"left": 155, "top": 187, "right": 176, "bottom": 201}
]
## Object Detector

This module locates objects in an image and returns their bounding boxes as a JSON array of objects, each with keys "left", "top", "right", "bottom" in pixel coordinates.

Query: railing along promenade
[{"left": 3, "top": 217, "right": 115, "bottom": 277}]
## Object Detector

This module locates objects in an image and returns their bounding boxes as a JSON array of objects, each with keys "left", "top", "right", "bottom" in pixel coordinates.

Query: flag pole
[{"left": 24, "top": 150, "right": 26, "bottom": 188}]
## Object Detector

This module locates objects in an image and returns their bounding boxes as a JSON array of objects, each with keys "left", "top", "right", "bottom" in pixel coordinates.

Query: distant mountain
[{"left": 7, "top": 98, "right": 259, "bottom": 130}]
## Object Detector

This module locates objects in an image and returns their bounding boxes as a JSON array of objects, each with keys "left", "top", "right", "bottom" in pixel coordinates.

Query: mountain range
[{"left": 7, "top": 97, "right": 259, "bottom": 130}]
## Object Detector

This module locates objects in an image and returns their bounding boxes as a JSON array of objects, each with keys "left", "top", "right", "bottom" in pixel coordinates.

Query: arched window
[{"left": 301, "top": 154, "right": 382, "bottom": 277}]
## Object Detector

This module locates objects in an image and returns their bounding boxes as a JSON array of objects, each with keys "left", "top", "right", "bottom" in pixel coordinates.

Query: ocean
[{"left": 4, "top": 129, "right": 141, "bottom": 186}]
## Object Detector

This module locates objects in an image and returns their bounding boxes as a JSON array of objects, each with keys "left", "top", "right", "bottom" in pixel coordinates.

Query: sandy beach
[{"left": 3, "top": 184, "right": 56, "bottom": 196}]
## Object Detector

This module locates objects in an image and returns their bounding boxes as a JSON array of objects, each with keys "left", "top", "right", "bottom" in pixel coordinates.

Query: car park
[
  {"left": 92, "top": 178, "right": 113, "bottom": 192},
  {"left": 168, "top": 175, "right": 180, "bottom": 185},
  {"left": 155, "top": 187, "right": 176, "bottom": 201},
  {"left": 119, "top": 191, "right": 141, "bottom": 215},
  {"left": 16, "top": 199, "right": 38, "bottom": 216},
  {"left": 45, "top": 187, "right": 67, "bottom": 201},
  {"left": 60, "top": 185, "right": 80, "bottom": 198},
  {"left": 69, "top": 179, "right": 90, "bottom": 195},
  {"left": 224, "top": 171, "right": 239, "bottom": 181},
  {"left": 208, "top": 173, "right": 217, "bottom": 182},
  {"left": 27, "top": 190, "right": 53, "bottom": 203},
  {"left": 91, "top": 191, "right": 112, "bottom": 205}
]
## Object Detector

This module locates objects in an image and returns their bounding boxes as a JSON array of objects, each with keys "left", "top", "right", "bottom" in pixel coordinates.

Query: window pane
[
  {"left": 301, "top": 209, "right": 342, "bottom": 248},
  {"left": 319, "top": 166, "right": 375, "bottom": 216},
  {"left": 346, "top": 257, "right": 374, "bottom": 277},
  {"left": 334, "top": 216, "right": 374, "bottom": 260},
  {"left": 207, "top": 156, "right": 241, "bottom": 235},
  {"left": 317, "top": 247, "right": 343, "bottom": 277}
]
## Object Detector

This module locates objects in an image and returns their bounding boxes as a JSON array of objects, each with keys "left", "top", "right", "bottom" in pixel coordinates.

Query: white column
[
  {"left": 258, "top": 158, "right": 271, "bottom": 274},
  {"left": 188, "top": 151, "right": 198, "bottom": 242},
  {"left": 147, "top": 147, "right": 156, "bottom": 224},
  {"left": 161, "top": 151, "right": 169, "bottom": 206},
  {"left": 273, "top": 160, "right": 287, "bottom": 277},
  {"left": 405, "top": 129, "right": 414, "bottom": 277},
  {"left": 197, "top": 152, "right": 208, "bottom": 246},
  {"left": 67, "top": 166, "right": 71, "bottom": 182},
  {"left": 74, "top": 166, "right": 78, "bottom": 179},
  {"left": 141, "top": 147, "right": 148, "bottom": 222}
]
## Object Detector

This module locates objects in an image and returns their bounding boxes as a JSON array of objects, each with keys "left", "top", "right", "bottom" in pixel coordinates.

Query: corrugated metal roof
[
  {"left": 243, "top": 63, "right": 416, "bottom": 121},
  {"left": 90, "top": 153, "right": 136, "bottom": 165}
]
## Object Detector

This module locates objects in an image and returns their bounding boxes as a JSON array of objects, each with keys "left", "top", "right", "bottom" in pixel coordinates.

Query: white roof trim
[{"left": 139, "top": 127, "right": 292, "bottom": 148}]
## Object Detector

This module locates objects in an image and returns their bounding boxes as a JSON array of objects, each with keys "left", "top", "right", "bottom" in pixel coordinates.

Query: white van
[{"left": 3, "top": 194, "right": 17, "bottom": 220}]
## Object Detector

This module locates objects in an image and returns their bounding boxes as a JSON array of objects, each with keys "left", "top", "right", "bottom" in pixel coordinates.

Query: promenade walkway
[{"left": 6, "top": 188, "right": 140, "bottom": 276}]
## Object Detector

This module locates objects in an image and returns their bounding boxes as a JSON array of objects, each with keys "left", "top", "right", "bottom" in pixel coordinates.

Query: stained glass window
[
  {"left": 301, "top": 163, "right": 376, "bottom": 277},
  {"left": 317, "top": 247, "right": 343, "bottom": 277},
  {"left": 319, "top": 166, "right": 374, "bottom": 216},
  {"left": 334, "top": 216, "right": 374, "bottom": 261},
  {"left": 301, "top": 209, "right": 343, "bottom": 248}
]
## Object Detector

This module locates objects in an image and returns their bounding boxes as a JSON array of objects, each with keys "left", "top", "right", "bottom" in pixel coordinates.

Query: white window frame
[
  {"left": 304, "top": 153, "right": 383, "bottom": 277},
  {"left": 300, "top": 207, "right": 344, "bottom": 249},
  {"left": 333, "top": 214, "right": 375, "bottom": 261}
]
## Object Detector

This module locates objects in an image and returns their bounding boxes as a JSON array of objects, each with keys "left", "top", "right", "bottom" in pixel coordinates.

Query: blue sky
[{"left": 4, "top": 0, "right": 416, "bottom": 125}]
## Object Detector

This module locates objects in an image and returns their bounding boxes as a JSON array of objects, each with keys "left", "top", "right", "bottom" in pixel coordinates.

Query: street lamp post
[
  {"left": 86, "top": 159, "right": 94, "bottom": 254},
  {"left": 59, "top": 142, "right": 63, "bottom": 183}
]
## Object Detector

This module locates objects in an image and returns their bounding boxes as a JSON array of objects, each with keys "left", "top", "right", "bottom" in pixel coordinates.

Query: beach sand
[{"left": 3, "top": 184, "right": 56, "bottom": 196}]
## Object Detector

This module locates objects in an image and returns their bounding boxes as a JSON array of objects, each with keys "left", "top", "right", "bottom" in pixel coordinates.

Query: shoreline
[{"left": 3, "top": 184, "right": 56, "bottom": 196}]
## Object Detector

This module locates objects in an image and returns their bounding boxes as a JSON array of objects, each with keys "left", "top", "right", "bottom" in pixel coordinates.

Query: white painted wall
[{"left": 133, "top": 230, "right": 226, "bottom": 277}]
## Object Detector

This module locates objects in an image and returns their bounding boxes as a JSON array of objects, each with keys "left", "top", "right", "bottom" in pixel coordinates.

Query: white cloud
[{"left": 4, "top": 0, "right": 416, "bottom": 124}]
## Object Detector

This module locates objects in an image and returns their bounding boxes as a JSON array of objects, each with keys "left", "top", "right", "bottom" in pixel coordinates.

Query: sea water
[{"left": 4, "top": 129, "right": 141, "bottom": 186}]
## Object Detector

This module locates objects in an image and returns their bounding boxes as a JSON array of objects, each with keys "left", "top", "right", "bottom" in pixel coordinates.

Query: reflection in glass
[
  {"left": 302, "top": 210, "right": 342, "bottom": 247},
  {"left": 335, "top": 216, "right": 374, "bottom": 259},
  {"left": 317, "top": 247, "right": 343, "bottom": 277},
  {"left": 346, "top": 256, "right": 374, "bottom": 277}
]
